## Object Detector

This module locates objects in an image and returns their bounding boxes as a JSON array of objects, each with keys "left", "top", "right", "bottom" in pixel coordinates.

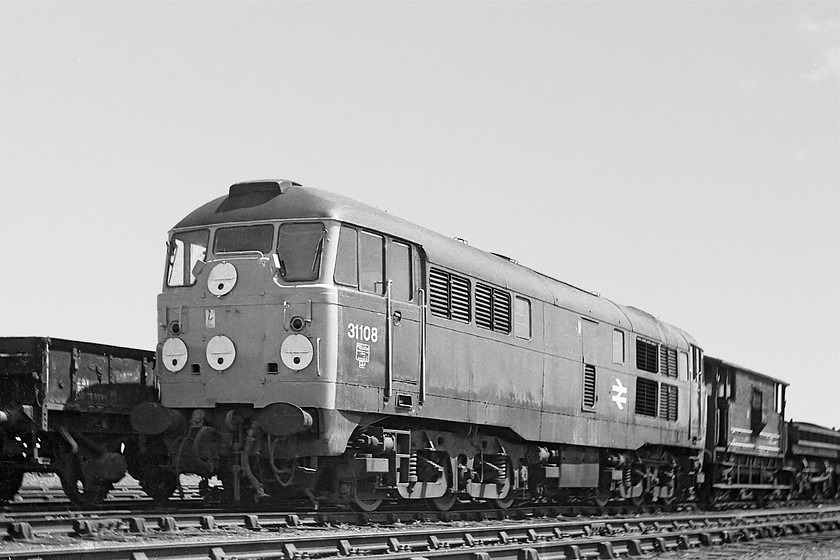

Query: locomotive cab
[{"left": 132, "top": 181, "right": 429, "bottom": 504}]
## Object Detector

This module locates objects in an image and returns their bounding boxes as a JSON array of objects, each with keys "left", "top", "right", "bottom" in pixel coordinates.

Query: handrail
[
  {"left": 384, "top": 280, "right": 393, "bottom": 402},
  {"left": 419, "top": 287, "right": 426, "bottom": 406}
]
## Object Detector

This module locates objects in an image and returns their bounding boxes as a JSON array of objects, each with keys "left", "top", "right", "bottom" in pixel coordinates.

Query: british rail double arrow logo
[{"left": 611, "top": 379, "right": 628, "bottom": 410}]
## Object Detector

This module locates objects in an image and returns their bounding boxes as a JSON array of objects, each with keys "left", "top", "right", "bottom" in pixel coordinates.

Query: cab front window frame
[
  {"left": 275, "top": 221, "right": 326, "bottom": 283},
  {"left": 213, "top": 224, "right": 274, "bottom": 254},
  {"left": 165, "top": 228, "right": 209, "bottom": 287}
]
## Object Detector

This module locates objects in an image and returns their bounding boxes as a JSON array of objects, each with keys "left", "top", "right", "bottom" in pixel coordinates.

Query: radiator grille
[
  {"left": 450, "top": 275, "right": 471, "bottom": 323},
  {"left": 475, "top": 283, "right": 511, "bottom": 333},
  {"left": 635, "top": 377, "right": 658, "bottom": 417},
  {"left": 475, "top": 283, "right": 493, "bottom": 330},
  {"left": 636, "top": 339, "right": 659, "bottom": 373},
  {"left": 660, "top": 346, "right": 677, "bottom": 378},
  {"left": 660, "top": 383, "right": 678, "bottom": 421},
  {"left": 492, "top": 290, "right": 511, "bottom": 333}
]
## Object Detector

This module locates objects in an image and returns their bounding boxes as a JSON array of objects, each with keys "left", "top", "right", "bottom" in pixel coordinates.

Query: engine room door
[{"left": 384, "top": 239, "right": 423, "bottom": 411}]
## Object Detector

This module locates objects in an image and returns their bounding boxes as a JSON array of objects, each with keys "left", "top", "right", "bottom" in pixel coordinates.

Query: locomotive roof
[
  {"left": 173, "top": 180, "right": 698, "bottom": 349},
  {"left": 704, "top": 355, "right": 788, "bottom": 386}
]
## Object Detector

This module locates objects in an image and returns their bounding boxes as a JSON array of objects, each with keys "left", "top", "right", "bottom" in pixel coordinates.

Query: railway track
[
  {"left": 656, "top": 530, "right": 840, "bottom": 559},
  {"left": 2, "top": 504, "right": 838, "bottom": 560},
  {"left": 3, "top": 475, "right": 207, "bottom": 513}
]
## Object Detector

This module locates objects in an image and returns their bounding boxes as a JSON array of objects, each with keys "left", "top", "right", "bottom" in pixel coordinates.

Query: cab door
[
  {"left": 335, "top": 226, "right": 424, "bottom": 414},
  {"left": 384, "top": 239, "right": 423, "bottom": 412},
  {"left": 690, "top": 345, "right": 706, "bottom": 446}
]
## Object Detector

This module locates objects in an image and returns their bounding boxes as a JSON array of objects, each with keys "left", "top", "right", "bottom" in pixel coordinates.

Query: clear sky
[{"left": 1, "top": 2, "right": 837, "bottom": 429}]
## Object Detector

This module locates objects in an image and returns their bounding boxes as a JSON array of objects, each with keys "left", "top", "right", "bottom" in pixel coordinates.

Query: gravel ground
[{"left": 655, "top": 531, "right": 840, "bottom": 559}]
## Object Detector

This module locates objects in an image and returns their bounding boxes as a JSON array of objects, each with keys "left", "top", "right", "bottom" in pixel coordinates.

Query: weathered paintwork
[
  {"left": 703, "top": 355, "right": 789, "bottom": 497},
  {"left": 704, "top": 356, "right": 787, "bottom": 457},
  {"left": 156, "top": 182, "right": 704, "bottom": 453},
  {"left": 147, "top": 180, "right": 707, "bottom": 505},
  {"left": 788, "top": 422, "right": 840, "bottom": 461},
  {"left": 0, "top": 337, "right": 157, "bottom": 504},
  {"left": 0, "top": 337, "right": 156, "bottom": 431}
]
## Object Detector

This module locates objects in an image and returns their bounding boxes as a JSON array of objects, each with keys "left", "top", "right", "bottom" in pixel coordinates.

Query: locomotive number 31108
[{"left": 347, "top": 323, "right": 379, "bottom": 343}]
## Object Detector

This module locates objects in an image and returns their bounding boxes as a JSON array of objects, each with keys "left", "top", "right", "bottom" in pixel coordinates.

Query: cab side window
[
  {"left": 387, "top": 239, "right": 412, "bottom": 301},
  {"left": 336, "top": 226, "right": 414, "bottom": 299},
  {"left": 750, "top": 388, "right": 764, "bottom": 431},
  {"left": 359, "top": 231, "right": 384, "bottom": 294},
  {"left": 334, "top": 226, "right": 359, "bottom": 287}
]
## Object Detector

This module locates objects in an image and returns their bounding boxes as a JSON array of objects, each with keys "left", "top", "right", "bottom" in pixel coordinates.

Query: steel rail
[{"left": 2, "top": 506, "right": 839, "bottom": 560}]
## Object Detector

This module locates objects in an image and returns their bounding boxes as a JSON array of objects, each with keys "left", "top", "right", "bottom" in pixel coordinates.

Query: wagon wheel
[
  {"left": 825, "top": 476, "right": 838, "bottom": 499},
  {"left": 0, "top": 470, "right": 24, "bottom": 502},
  {"left": 139, "top": 466, "right": 179, "bottom": 502},
  {"left": 56, "top": 457, "right": 112, "bottom": 507},
  {"left": 428, "top": 490, "right": 458, "bottom": 511}
]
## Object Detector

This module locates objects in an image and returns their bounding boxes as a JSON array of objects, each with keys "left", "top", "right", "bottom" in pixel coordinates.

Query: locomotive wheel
[
  {"left": 428, "top": 490, "right": 457, "bottom": 511},
  {"left": 491, "top": 495, "right": 515, "bottom": 509},
  {"left": 627, "top": 493, "right": 645, "bottom": 508},
  {"left": 0, "top": 470, "right": 24, "bottom": 502},
  {"left": 139, "top": 467, "right": 178, "bottom": 502},
  {"left": 346, "top": 478, "right": 383, "bottom": 512},
  {"left": 593, "top": 489, "right": 611, "bottom": 508},
  {"left": 351, "top": 492, "right": 384, "bottom": 512},
  {"left": 428, "top": 458, "right": 457, "bottom": 511},
  {"left": 625, "top": 478, "right": 646, "bottom": 508},
  {"left": 489, "top": 456, "right": 516, "bottom": 509}
]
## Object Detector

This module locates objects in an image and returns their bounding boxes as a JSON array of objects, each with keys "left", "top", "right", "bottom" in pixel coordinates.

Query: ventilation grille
[
  {"left": 492, "top": 290, "right": 511, "bottom": 333},
  {"left": 660, "top": 383, "right": 678, "bottom": 421},
  {"left": 428, "top": 268, "right": 450, "bottom": 318},
  {"left": 475, "top": 284, "right": 493, "bottom": 330},
  {"left": 636, "top": 339, "right": 659, "bottom": 373},
  {"left": 474, "top": 283, "right": 511, "bottom": 333},
  {"left": 429, "top": 268, "right": 471, "bottom": 323},
  {"left": 450, "top": 275, "right": 471, "bottom": 323},
  {"left": 635, "top": 378, "right": 658, "bottom": 417},
  {"left": 660, "top": 346, "right": 677, "bottom": 378},
  {"left": 583, "top": 364, "right": 596, "bottom": 409}
]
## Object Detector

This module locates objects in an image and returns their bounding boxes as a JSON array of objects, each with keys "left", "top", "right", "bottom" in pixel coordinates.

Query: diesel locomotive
[{"left": 131, "top": 180, "right": 708, "bottom": 509}]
